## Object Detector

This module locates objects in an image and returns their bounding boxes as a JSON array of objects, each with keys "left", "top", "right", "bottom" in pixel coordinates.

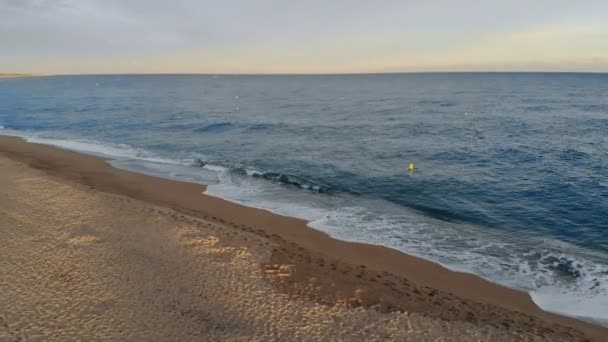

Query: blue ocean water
[{"left": 1, "top": 73, "right": 607, "bottom": 323}]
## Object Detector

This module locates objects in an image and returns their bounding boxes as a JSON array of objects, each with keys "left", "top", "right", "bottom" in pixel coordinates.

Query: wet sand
[{"left": 1, "top": 135, "right": 606, "bottom": 341}]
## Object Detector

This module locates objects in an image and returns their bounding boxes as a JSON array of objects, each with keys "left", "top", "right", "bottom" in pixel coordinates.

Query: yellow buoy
[{"left": 408, "top": 163, "right": 415, "bottom": 172}]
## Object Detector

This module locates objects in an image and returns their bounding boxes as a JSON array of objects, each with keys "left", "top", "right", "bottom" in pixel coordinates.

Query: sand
[{"left": 0, "top": 135, "right": 606, "bottom": 341}]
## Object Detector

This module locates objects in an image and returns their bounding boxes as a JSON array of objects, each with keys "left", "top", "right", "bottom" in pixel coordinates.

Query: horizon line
[{"left": 17, "top": 70, "right": 608, "bottom": 77}]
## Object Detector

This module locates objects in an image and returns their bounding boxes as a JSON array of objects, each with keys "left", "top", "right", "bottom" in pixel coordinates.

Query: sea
[{"left": 1, "top": 73, "right": 607, "bottom": 324}]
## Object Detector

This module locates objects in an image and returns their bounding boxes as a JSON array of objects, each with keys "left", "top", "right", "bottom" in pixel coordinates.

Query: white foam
[
  {"left": 245, "top": 168, "right": 261, "bottom": 176},
  {"left": 203, "top": 164, "right": 229, "bottom": 173},
  {"left": 10, "top": 133, "right": 188, "bottom": 167},
  {"left": 112, "top": 159, "right": 219, "bottom": 186},
  {"left": 204, "top": 168, "right": 329, "bottom": 221},
  {"left": 1, "top": 130, "right": 212, "bottom": 178},
  {"left": 28, "top": 136, "right": 142, "bottom": 159},
  {"left": 532, "top": 287, "right": 608, "bottom": 325}
]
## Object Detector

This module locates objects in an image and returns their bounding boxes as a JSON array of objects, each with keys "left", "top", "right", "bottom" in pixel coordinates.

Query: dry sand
[{"left": 0, "top": 135, "right": 606, "bottom": 341}]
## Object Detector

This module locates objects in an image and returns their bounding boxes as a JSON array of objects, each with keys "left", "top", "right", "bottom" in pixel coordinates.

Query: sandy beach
[{"left": 0, "top": 135, "right": 605, "bottom": 341}]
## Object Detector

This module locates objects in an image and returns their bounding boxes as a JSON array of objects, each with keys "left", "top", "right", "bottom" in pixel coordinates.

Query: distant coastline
[
  {"left": 1, "top": 71, "right": 606, "bottom": 78},
  {"left": 0, "top": 73, "right": 39, "bottom": 78}
]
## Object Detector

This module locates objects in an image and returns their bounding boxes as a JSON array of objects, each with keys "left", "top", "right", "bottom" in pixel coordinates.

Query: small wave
[
  {"left": 246, "top": 123, "right": 287, "bottom": 131},
  {"left": 248, "top": 123, "right": 273, "bottom": 131},
  {"left": 194, "top": 122, "right": 235, "bottom": 133},
  {"left": 541, "top": 254, "right": 584, "bottom": 279},
  {"left": 175, "top": 122, "right": 286, "bottom": 134},
  {"left": 194, "top": 160, "right": 332, "bottom": 194},
  {"left": 191, "top": 159, "right": 229, "bottom": 173},
  {"left": 572, "top": 103, "right": 608, "bottom": 112},
  {"left": 582, "top": 118, "right": 608, "bottom": 129},
  {"left": 240, "top": 169, "right": 332, "bottom": 193},
  {"left": 525, "top": 105, "right": 553, "bottom": 112},
  {"left": 492, "top": 147, "right": 541, "bottom": 163},
  {"left": 408, "top": 202, "right": 483, "bottom": 224},
  {"left": 559, "top": 149, "right": 589, "bottom": 163},
  {"left": 192, "top": 158, "right": 207, "bottom": 167},
  {"left": 417, "top": 99, "right": 456, "bottom": 107}
]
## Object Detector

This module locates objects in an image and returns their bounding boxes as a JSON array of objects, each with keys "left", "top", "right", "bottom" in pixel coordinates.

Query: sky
[{"left": 1, "top": 0, "right": 608, "bottom": 74}]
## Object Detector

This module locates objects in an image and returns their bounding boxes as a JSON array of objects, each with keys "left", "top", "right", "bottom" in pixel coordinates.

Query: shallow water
[{"left": 1, "top": 73, "right": 607, "bottom": 323}]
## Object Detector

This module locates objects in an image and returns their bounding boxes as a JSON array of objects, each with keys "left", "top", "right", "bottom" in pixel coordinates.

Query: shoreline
[{"left": 1, "top": 134, "right": 606, "bottom": 340}]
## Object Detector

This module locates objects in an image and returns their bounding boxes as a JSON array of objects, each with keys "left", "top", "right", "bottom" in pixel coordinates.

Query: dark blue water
[{"left": 1, "top": 73, "right": 607, "bottom": 322}]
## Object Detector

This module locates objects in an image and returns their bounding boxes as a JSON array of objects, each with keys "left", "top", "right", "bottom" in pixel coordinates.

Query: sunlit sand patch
[
  {"left": 174, "top": 226, "right": 220, "bottom": 248},
  {"left": 170, "top": 225, "right": 250, "bottom": 261},
  {"left": 264, "top": 264, "right": 296, "bottom": 280},
  {"left": 235, "top": 248, "right": 252, "bottom": 259}
]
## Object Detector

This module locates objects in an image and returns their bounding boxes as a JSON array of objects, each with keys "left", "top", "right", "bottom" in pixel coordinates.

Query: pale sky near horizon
[{"left": 1, "top": 0, "right": 608, "bottom": 74}]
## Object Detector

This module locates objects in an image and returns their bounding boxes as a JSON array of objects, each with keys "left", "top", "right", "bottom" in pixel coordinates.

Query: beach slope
[{"left": 1, "top": 135, "right": 605, "bottom": 341}]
